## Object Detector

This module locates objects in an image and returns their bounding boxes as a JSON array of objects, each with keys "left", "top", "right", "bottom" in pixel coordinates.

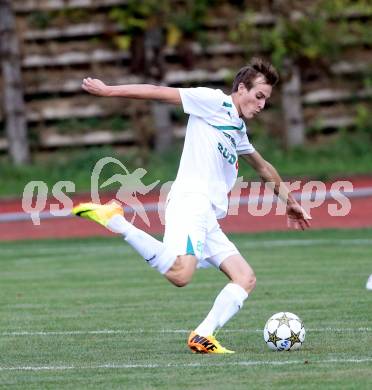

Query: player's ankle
[{"left": 106, "top": 214, "right": 132, "bottom": 235}]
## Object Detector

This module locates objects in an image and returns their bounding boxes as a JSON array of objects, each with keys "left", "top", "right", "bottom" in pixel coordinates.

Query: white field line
[
  {"left": 239, "top": 238, "right": 372, "bottom": 247},
  {"left": 1, "top": 358, "right": 372, "bottom": 371},
  {"left": 0, "top": 245, "right": 133, "bottom": 256},
  {"left": 1, "top": 327, "right": 371, "bottom": 337},
  {"left": 1, "top": 238, "right": 372, "bottom": 257}
]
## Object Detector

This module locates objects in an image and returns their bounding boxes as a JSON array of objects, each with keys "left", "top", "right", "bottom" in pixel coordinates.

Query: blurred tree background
[{"left": 0, "top": 0, "right": 371, "bottom": 195}]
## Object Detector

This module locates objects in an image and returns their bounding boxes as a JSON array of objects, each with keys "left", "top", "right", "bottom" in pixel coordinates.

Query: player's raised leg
[
  {"left": 72, "top": 202, "right": 197, "bottom": 282},
  {"left": 188, "top": 254, "right": 255, "bottom": 354}
]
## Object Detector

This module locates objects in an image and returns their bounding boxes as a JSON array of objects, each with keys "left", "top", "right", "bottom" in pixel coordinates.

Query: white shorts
[{"left": 163, "top": 193, "right": 240, "bottom": 269}]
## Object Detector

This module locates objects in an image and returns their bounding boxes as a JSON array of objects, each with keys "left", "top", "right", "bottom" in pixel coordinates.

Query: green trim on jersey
[
  {"left": 209, "top": 123, "right": 245, "bottom": 131},
  {"left": 222, "top": 101, "right": 232, "bottom": 108},
  {"left": 186, "top": 235, "right": 195, "bottom": 256}
]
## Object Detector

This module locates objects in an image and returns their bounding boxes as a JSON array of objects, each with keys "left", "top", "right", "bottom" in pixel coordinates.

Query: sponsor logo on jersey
[
  {"left": 222, "top": 132, "right": 237, "bottom": 148},
  {"left": 217, "top": 142, "right": 237, "bottom": 165}
]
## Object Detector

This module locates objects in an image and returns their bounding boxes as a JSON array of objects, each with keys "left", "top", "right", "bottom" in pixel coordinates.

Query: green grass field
[{"left": 0, "top": 229, "right": 371, "bottom": 389}]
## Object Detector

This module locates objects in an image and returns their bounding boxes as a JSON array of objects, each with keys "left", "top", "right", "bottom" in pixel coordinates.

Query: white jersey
[{"left": 169, "top": 87, "right": 255, "bottom": 219}]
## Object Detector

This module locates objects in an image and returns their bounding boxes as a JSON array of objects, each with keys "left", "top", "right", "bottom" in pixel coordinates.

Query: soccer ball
[{"left": 263, "top": 312, "right": 305, "bottom": 351}]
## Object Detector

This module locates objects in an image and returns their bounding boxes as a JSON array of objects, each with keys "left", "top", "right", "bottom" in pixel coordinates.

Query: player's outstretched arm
[
  {"left": 241, "top": 151, "right": 311, "bottom": 230},
  {"left": 81, "top": 77, "right": 181, "bottom": 105}
]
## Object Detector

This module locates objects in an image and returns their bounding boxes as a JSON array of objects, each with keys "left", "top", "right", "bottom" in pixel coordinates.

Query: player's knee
[
  {"left": 235, "top": 272, "right": 256, "bottom": 293},
  {"left": 165, "top": 255, "right": 197, "bottom": 287},
  {"left": 247, "top": 274, "right": 257, "bottom": 292},
  {"left": 169, "top": 266, "right": 194, "bottom": 287},
  {"left": 171, "top": 274, "right": 192, "bottom": 288}
]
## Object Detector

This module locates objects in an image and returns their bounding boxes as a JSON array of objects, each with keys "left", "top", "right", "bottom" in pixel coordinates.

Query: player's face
[{"left": 235, "top": 78, "right": 272, "bottom": 119}]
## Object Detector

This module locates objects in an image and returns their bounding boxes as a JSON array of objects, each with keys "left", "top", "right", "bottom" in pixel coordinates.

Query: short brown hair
[{"left": 232, "top": 57, "right": 279, "bottom": 92}]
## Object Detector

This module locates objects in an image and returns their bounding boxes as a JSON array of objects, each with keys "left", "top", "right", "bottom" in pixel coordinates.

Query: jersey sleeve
[
  {"left": 178, "top": 87, "right": 224, "bottom": 118},
  {"left": 237, "top": 132, "right": 255, "bottom": 155}
]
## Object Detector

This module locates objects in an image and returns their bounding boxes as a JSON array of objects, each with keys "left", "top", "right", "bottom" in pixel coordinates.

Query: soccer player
[{"left": 73, "top": 58, "right": 311, "bottom": 354}]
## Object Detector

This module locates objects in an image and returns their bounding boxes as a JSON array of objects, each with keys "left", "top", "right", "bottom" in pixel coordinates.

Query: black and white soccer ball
[{"left": 263, "top": 312, "right": 305, "bottom": 351}]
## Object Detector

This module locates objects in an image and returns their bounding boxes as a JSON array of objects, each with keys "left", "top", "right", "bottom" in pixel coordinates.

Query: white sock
[
  {"left": 106, "top": 214, "right": 133, "bottom": 235},
  {"left": 195, "top": 283, "right": 248, "bottom": 336},
  {"left": 107, "top": 215, "right": 176, "bottom": 274}
]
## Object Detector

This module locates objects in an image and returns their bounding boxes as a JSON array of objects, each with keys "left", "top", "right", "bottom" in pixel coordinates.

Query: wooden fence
[{"left": 0, "top": 0, "right": 371, "bottom": 152}]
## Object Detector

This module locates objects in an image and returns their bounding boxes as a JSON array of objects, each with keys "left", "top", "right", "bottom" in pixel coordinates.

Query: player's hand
[
  {"left": 82, "top": 77, "right": 110, "bottom": 96},
  {"left": 286, "top": 203, "right": 311, "bottom": 230}
]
